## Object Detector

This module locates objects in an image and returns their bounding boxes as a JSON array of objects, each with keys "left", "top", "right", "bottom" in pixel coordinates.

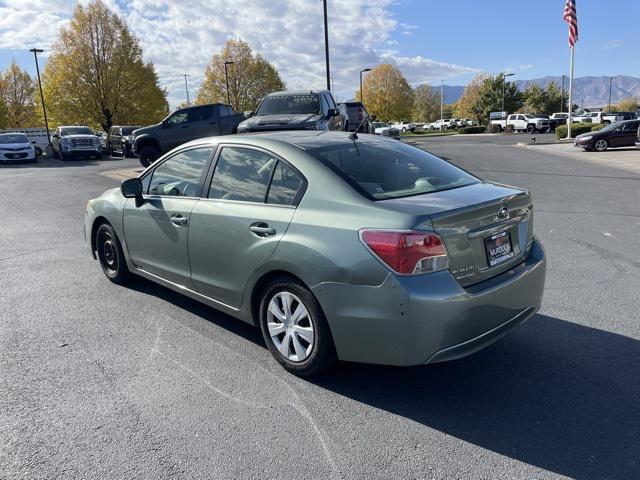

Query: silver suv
[{"left": 52, "top": 126, "right": 102, "bottom": 160}]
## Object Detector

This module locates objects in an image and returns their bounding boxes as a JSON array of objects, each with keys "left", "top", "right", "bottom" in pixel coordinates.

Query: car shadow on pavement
[
  {"left": 312, "top": 314, "right": 640, "bottom": 479},
  {"left": 0, "top": 157, "right": 126, "bottom": 169}
]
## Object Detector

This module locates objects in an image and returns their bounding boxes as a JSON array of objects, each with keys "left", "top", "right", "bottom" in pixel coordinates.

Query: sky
[{"left": 0, "top": 0, "right": 638, "bottom": 108}]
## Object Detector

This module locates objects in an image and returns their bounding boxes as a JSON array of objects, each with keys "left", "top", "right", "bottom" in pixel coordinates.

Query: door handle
[
  {"left": 249, "top": 223, "right": 276, "bottom": 237},
  {"left": 170, "top": 214, "right": 188, "bottom": 226}
]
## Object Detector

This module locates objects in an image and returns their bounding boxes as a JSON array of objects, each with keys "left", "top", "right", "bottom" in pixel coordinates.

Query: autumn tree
[
  {"left": 453, "top": 73, "right": 488, "bottom": 123},
  {"left": 615, "top": 97, "right": 638, "bottom": 112},
  {"left": 42, "top": 0, "right": 168, "bottom": 132},
  {"left": 0, "top": 96, "right": 8, "bottom": 129},
  {"left": 195, "top": 39, "right": 285, "bottom": 112},
  {"left": 0, "top": 61, "right": 38, "bottom": 128},
  {"left": 412, "top": 85, "right": 440, "bottom": 122},
  {"left": 356, "top": 64, "right": 413, "bottom": 122}
]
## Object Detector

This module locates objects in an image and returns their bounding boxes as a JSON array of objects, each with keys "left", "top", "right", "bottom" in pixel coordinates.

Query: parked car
[
  {"left": 461, "top": 118, "right": 478, "bottom": 127},
  {"left": 0, "top": 132, "right": 36, "bottom": 163},
  {"left": 237, "top": 90, "right": 346, "bottom": 134},
  {"left": 429, "top": 119, "right": 454, "bottom": 130},
  {"left": 52, "top": 126, "right": 103, "bottom": 160},
  {"left": 372, "top": 121, "right": 401, "bottom": 139},
  {"left": 550, "top": 112, "right": 569, "bottom": 125},
  {"left": 133, "top": 103, "right": 244, "bottom": 167},
  {"left": 109, "top": 126, "right": 141, "bottom": 157},
  {"left": 636, "top": 123, "right": 640, "bottom": 149},
  {"left": 391, "top": 121, "right": 416, "bottom": 132},
  {"left": 340, "top": 101, "right": 373, "bottom": 133},
  {"left": 574, "top": 119, "right": 640, "bottom": 151},
  {"left": 86, "top": 131, "right": 546, "bottom": 376},
  {"left": 491, "top": 114, "right": 551, "bottom": 133}
]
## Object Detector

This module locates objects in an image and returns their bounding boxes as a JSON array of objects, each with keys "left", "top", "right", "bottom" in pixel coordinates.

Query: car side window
[
  {"left": 267, "top": 162, "right": 304, "bottom": 206},
  {"left": 188, "top": 105, "right": 214, "bottom": 122},
  {"left": 220, "top": 106, "right": 232, "bottom": 117},
  {"left": 208, "top": 147, "right": 277, "bottom": 202},
  {"left": 166, "top": 111, "right": 188, "bottom": 127},
  {"left": 148, "top": 147, "right": 213, "bottom": 197}
]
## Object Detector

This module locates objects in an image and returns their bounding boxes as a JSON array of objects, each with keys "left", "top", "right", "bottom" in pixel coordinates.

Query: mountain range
[{"left": 433, "top": 75, "right": 640, "bottom": 108}]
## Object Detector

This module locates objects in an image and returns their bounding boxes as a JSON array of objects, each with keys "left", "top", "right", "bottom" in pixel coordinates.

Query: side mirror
[
  {"left": 121, "top": 178, "right": 144, "bottom": 206},
  {"left": 328, "top": 108, "right": 339, "bottom": 117},
  {"left": 243, "top": 111, "right": 254, "bottom": 118}
]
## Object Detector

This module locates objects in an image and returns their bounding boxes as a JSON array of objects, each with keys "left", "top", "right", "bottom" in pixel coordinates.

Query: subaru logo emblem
[{"left": 497, "top": 206, "right": 509, "bottom": 220}]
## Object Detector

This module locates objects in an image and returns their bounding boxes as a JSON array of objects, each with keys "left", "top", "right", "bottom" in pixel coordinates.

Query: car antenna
[{"left": 349, "top": 112, "right": 370, "bottom": 141}]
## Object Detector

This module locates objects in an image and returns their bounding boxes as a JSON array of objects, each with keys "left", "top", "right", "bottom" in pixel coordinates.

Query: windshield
[
  {"left": 120, "top": 127, "right": 140, "bottom": 135},
  {"left": 256, "top": 94, "right": 320, "bottom": 116},
  {"left": 0, "top": 133, "right": 29, "bottom": 144},
  {"left": 306, "top": 137, "right": 479, "bottom": 200},
  {"left": 61, "top": 127, "right": 93, "bottom": 136}
]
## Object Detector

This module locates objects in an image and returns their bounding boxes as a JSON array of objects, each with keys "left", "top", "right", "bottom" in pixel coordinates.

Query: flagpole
[{"left": 566, "top": 46, "right": 575, "bottom": 139}]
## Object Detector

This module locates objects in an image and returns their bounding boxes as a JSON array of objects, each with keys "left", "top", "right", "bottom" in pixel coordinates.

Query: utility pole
[
  {"left": 29, "top": 48, "right": 51, "bottom": 147},
  {"left": 224, "top": 61, "right": 235, "bottom": 106},
  {"left": 322, "top": 0, "right": 331, "bottom": 91},
  {"left": 359, "top": 68, "right": 371, "bottom": 104},
  {"left": 560, "top": 74, "right": 566, "bottom": 112},
  {"left": 502, "top": 73, "right": 515, "bottom": 134},
  {"left": 183, "top": 74, "right": 190, "bottom": 107},
  {"left": 608, "top": 76, "right": 613, "bottom": 112}
]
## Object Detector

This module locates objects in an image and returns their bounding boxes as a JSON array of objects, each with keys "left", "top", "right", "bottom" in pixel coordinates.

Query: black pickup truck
[{"left": 132, "top": 103, "right": 244, "bottom": 167}]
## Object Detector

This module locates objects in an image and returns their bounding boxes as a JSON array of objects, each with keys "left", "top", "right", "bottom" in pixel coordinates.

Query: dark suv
[
  {"left": 132, "top": 103, "right": 244, "bottom": 167},
  {"left": 108, "top": 126, "right": 141, "bottom": 157},
  {"left": 237, "top": 90, "right": 347, "bottom": 133}
]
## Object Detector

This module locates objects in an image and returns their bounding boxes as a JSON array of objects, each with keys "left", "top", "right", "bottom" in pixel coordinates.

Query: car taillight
[{"left": 360, "top": 230, "right": 449, "bottom": 275}]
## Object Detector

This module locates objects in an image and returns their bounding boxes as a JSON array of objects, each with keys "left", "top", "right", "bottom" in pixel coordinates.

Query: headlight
[
  {"left": 61, "top": 137, "right": 71, "bottom": 145},
  {"left": 580, "top": 135, "right": 593, "bottom": 141},
  {"left": 86, "top": 199, "right": 95, "bottom": 211}
]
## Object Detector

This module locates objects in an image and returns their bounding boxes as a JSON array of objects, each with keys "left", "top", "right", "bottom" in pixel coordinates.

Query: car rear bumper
[{"left": 312, "top": 238, "right": 546, "bottom": 366}]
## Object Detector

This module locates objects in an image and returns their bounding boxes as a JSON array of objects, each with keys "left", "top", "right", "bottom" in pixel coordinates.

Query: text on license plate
[{"left": 485, "top": 231, "right": 514, "bottom": 267}]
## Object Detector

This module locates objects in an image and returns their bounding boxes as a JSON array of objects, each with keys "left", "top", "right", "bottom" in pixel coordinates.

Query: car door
[
  {"left": 188, "top": 105, "right": 219, "bottom": 139},
  {"left": 164, "top": 109, "right": 192, "bottom": 150},
  {"left": 188, "top": 145, "right": 306, "bottom": 308},
  {"left": 123, "top": 146, "right": 214, "bottom": 287},
  {"left": 620, "top": 121, "right": 640, "bottom": 146}
]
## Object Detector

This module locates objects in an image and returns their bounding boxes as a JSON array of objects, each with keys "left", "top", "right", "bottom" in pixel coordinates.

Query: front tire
[
  {"left": 526, "top": 124, "right": 536, "bottom": 134},
  {"left": 138, "top": 145, "right": 160, "bottom": 168},
  {"left": 259, "top": 278, "right": 337, "bottom": 377},
  {"left": 95, "top": 223, "right": 131, "bottom": 285},
  {"left": 594, "top": 139, "right": 608, "bottom": 152}
]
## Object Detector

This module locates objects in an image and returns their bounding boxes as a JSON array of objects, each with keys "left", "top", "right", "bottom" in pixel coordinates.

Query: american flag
[{"left": 563, "top": 0, "right": 578, "bottom": 47}]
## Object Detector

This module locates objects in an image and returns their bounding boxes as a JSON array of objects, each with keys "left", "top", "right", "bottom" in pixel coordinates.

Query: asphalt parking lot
[{"left": 1, "top": 138, "right": 639, "bottom": 479}]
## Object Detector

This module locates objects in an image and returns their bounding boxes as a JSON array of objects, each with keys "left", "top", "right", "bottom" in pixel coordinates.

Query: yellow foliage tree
[
  {"left": 0, "top": 61, "right": 38, "bottom": 128},
  {"left": 356, "top": 64, "right": 413, "bottom": 122},
  {"left": 195, "top": 39, "right": 285, "bottom": 113},
  {"left": 615, "top": 97, "right": 638, "bottom": 112},
  {"left": 41, "top": 0, "right": 168, "bottom": 132},
  {"left": 453, "top": 73, "right": 489, "bottom": 122},
  {"left": 412, "top": 84, "right": 440, "bottom": 123}
]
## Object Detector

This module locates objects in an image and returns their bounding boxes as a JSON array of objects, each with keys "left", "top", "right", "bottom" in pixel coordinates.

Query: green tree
[
  {"left": 356, "top": 63, "right": 413, "bottom": 122},
  {"left": 0, "top": 61, "right": 38, "bottom": 128},
  {"left": 453, "top": 73, "right": 488, "bottom": 123},
  {"left": 472, "top": 73, "right": 522, "bottom": 124},
  {"left": 195, "top": 39, "right": 285, "bottom": 113},
  {"left": 42, "top": 0, "right": 168, "bottom": 131},
  {"left": 615, "top": 97, "right": 638, "bottom": 112},
  {"left": 412, "top": 84, "right": 440, "bottom": 122},
  {"left": 521, "top": 82, "right": 562, "bottom": 115}
]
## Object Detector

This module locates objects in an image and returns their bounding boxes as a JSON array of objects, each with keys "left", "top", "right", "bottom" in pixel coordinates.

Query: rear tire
[
  {"left": 594, "top": 139, "right": 608, "bottom": 152},
  {"left": 526, "top": 124, "right": 536, "bottom": 134},
  {"left": 259, "top": 277, "right": 337, "bottom": 377},
  {"left": 95, "top": 223, "right": 131, "bottom": 285},
  {"left": 138, "top": 145, "right": 160, "bottom": 168}
]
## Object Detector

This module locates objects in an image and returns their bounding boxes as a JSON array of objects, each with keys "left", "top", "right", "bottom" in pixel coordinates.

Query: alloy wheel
[
  {"left": 595, "top": 139, "right": 608, "bottom": 151},
  {"left": 267, "top": 291, "right": 314, "bottom": 362}
]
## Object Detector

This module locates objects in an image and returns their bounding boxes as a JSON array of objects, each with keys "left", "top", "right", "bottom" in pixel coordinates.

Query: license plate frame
[{"left": 485, "top": 231, "right": 514, "bottom": 267}]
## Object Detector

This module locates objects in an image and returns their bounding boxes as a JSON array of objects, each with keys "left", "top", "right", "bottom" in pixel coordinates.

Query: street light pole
[
  {"left": 440, "top": 80, "right": 444, "bottom": 132},
  {"left": 29, "top": 48, "right": 51, "bottom": 147},
  {"left": 183, "top": 74, "right": 190, "bottom": 107},
  {"left": 359, "top": 68, "right": 371, "bottom": 104},
  {"left": 502, "top": 72, "right": 515, "bottom": 133},
  {"left": 322, "top": 0, "right": 331, "bottom": 91},
  {"left": 560, "top": 74, "right": 566, "bottom": 112},
  {"left": 224, "top": 61, "right": 235, "bottom": 107},
  {"left": 608, "top": 76, "right": 613, "bottom": 112}
]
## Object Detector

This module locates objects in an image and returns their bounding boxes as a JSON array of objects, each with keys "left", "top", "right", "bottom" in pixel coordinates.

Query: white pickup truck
[
  {"left": 490, "top": 114, "right": 551, "bottom": 133},
  {"left": 428, "top": 119, "right": 454, "bottom": 130},
  {"left": 391, "top": 121, "right": 416, "bottom": 132}
]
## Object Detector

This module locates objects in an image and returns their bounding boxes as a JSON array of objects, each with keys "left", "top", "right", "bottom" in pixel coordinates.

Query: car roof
[{"left": 265, "top": 90, "right": 328, "bottom": 97}]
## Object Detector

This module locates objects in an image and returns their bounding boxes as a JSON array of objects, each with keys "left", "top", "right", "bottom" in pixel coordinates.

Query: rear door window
[
  {"left": 208, "top": 147, "right": 277, "bottom": 202},
  {"left": 267, "top": 162, "right": 304, "bottom": 206}
]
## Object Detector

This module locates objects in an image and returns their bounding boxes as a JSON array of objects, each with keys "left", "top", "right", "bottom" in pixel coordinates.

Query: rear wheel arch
[{"left": 250, "top": 270, "right": 309, "bottom": 326}]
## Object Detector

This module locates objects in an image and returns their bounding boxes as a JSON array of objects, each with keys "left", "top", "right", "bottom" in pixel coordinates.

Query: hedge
[
  {"left": 458, "top": 126, "right": 487, "bottom": 134},
  {"left": 555, "top": 122, "right": 593, "bottom": 139},
  {"left": 591, "top": 124, "right": 605, "bottom": 132}
]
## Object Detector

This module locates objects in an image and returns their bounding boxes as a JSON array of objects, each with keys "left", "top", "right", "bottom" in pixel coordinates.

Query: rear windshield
[
  {"left": 61, "top": 127, "right": 93, "bottom": 136},
  {"left": 306, "top": 138, "right": 479, "bottom": 200},
  {"left": 0, "top": 133, "right": 29, "bottom": 144},
  {"left": 256, "top": 94, "right": 320, "bottom": 116}
]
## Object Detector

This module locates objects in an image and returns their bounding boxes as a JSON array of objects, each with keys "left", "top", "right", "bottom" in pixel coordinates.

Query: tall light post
[
  {"left": 224, "top": 61, "right": 235, "bottom": 106},
  {"left": 501, "top": 72, "right": 515, "bottom": 116},
  {"left": 322, "top": 0, "right": 331, "bottom": 91},
  {"left": 183, "top": 74, "right": 190, "bottom": 106},
  {"left": 29, "top": 48, "right": 51, "bottom": 147},
  {"left": 608, "top": 76, "right": 613, "bottom": 112},
  {"left": 359, "top": 68, "right": 371, "bottom": 104},
  {"left": 560, "top": 74, "right": 566, "bottom": 112},
  {"left": 440, "top": 80, "right": 444, "bottom": 131}
]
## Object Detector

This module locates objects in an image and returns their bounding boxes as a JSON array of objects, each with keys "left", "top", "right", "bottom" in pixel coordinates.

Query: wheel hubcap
[
  {"left": 596, "top": 140, "right": 606, "bottom": 150},
  {"left": 98, "top": 231, "right": 117, "bottom": 274},
  {"left": 267, "top": 292, "right": 314, "bottom": 362}
]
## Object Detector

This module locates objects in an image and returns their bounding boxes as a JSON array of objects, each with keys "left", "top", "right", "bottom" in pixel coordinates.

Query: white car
[
  {"left": 429, "top": 119, "right": 454, "bottom": 130},
  {"left": 0, "top": 132, "right": 36, "bottom": 163},
  {"left": 372, "top": 122, "right": 401, "bottom": 139},
  {"left": 492, "top": 114, "right": 551, "bottom": 133},
  {"left": 391, "top": 121, "right": 416, "bottom": 132}
]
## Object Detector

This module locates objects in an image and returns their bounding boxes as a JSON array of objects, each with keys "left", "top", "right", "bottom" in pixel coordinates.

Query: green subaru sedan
[{"left": 85, "top": 131, "right": 546, "bottom": 376}]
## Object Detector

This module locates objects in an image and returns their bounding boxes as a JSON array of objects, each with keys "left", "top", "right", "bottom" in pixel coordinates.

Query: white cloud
[
  {"left": 0, "top": 0, "right": 479, "bottom": 107},
  {"left": 519, "top": 64, "right": 534, "bottom": 71}
]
